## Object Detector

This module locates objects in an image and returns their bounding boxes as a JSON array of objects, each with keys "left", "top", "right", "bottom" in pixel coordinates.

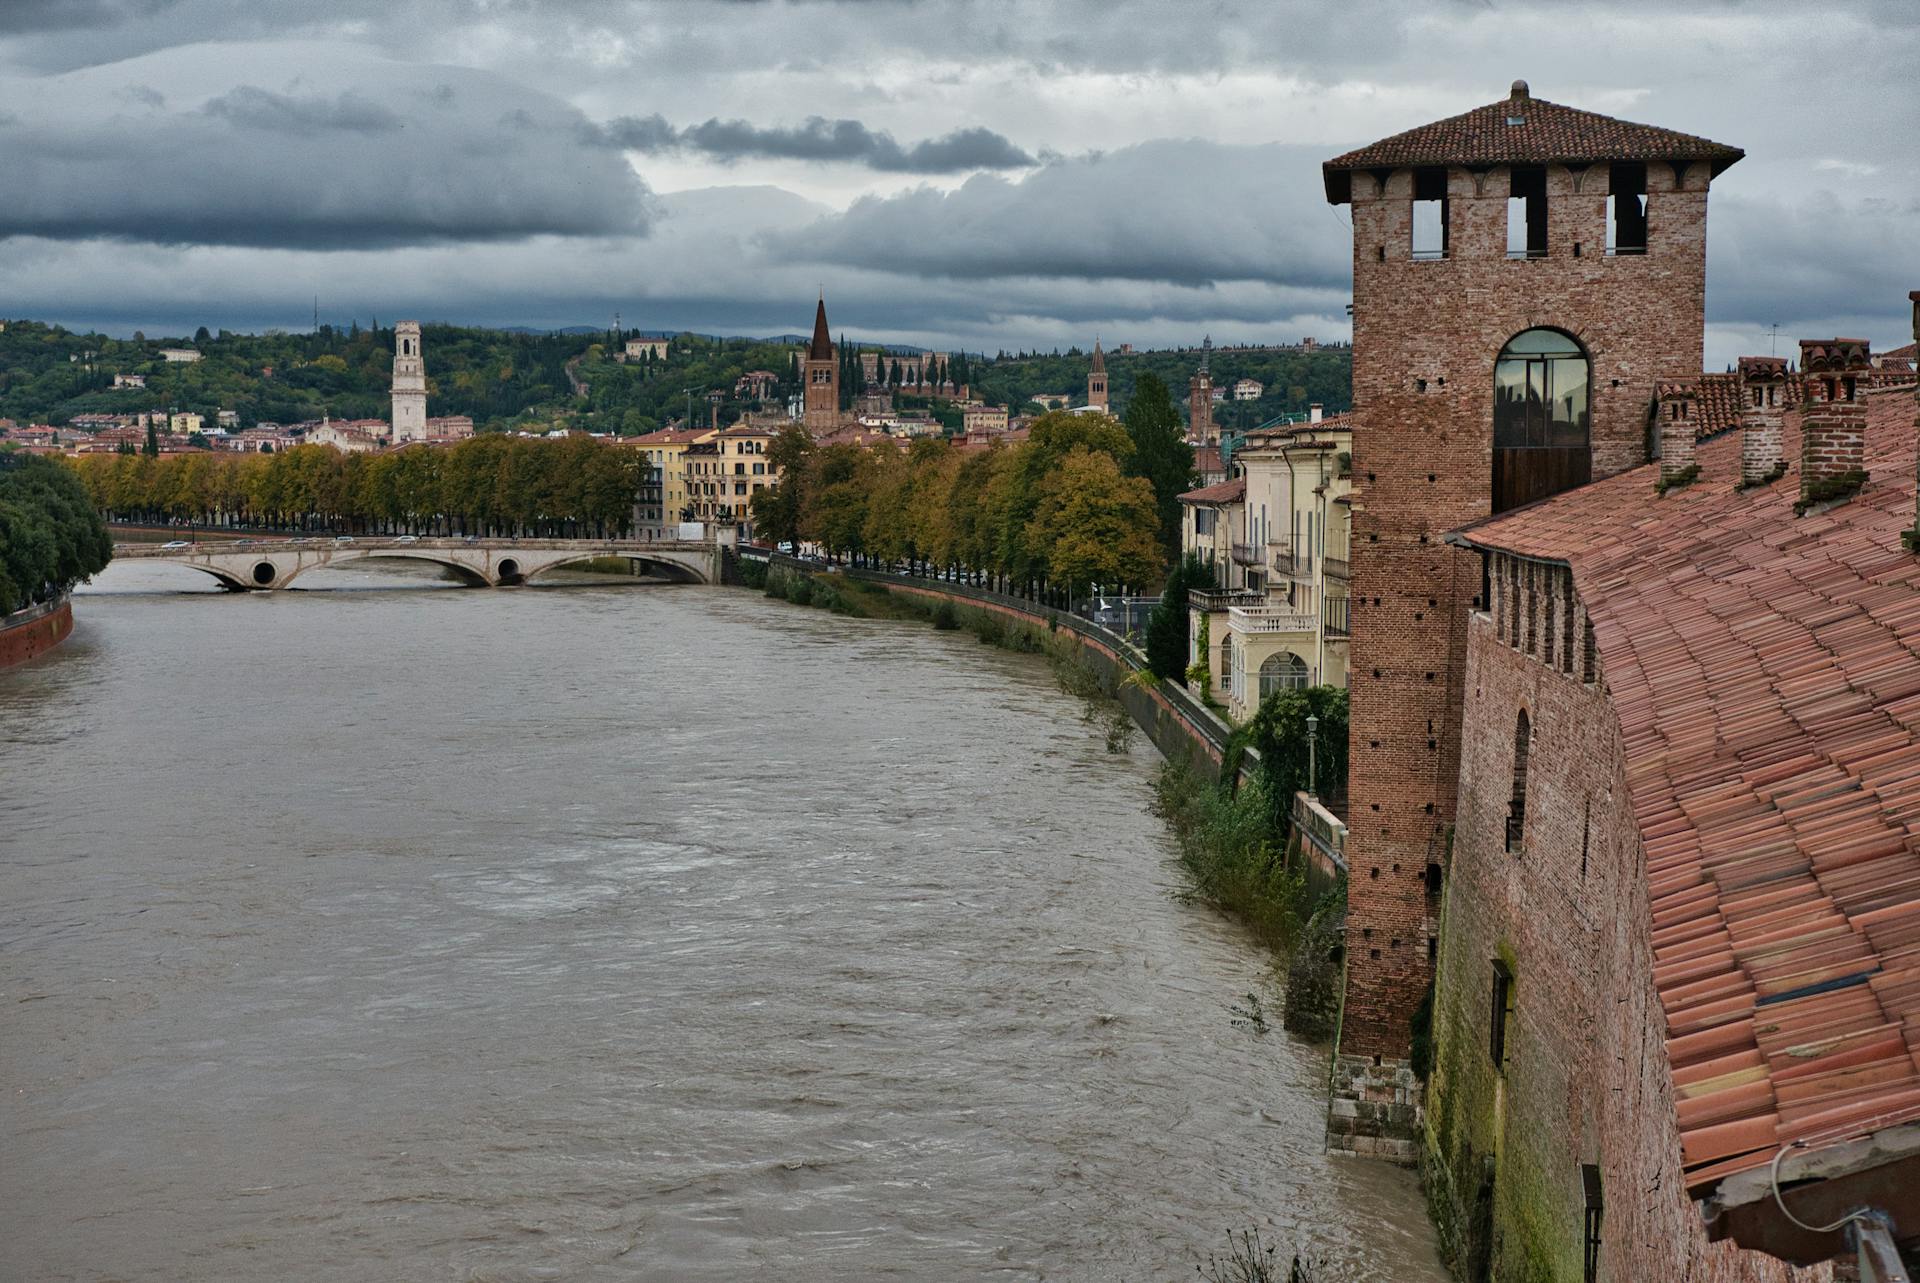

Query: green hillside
[{"left": 0, "top": 319, "right": 1353, "bottom": 438}]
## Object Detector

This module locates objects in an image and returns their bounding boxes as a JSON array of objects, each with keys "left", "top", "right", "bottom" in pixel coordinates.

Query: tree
[
  {"left": 1145, "top": 553, "right": 1212, "bottom": 680},
  {"left": 1022, "top": 446, "right": 1161, "bottom": 596},
  {"left": 143, "top": 422, "right": 158, "bottom": 457},
  {"left": 1242, "top": 685, "right": 1350, "bottom": 830},
  {"left": 1122, "top": 373, "right": 1194, "bottom": 560},
  {"left": 0, "top": 453, "right": 112, "bottom": 614}
]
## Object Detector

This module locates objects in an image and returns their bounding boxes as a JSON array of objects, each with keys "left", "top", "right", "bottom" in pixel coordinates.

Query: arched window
[
  {"left": 1220, "top": 636, "right": 1233, "bottom": 686},
  {"left": 1259, "top": 651, "right": 1309, "bottom": 697},
  {"left": 1506, "top": 710, "right": 1531, "bottom": 852},
  {"left": 1494, "top": 329, "right": 1591, "bottom": 512}
]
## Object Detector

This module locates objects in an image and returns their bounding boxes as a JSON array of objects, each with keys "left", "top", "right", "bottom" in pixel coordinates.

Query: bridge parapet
[{"left": 111, "top": 537, "right": 718, "bottom": 591}]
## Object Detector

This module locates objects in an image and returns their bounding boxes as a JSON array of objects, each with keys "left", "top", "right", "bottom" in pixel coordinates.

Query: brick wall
[
  {"left": 1340, "top": 159, "right": 1714, "bottom": 1058},
  {"left": 1426, "top": 567, "right": 1821, "bottom": 1283},
  {"left": 1798, "top": 402, "right": 1867, "bottom": 498},
  {"left": 0, "top": 597, "right": 73, "bottom": 669}
]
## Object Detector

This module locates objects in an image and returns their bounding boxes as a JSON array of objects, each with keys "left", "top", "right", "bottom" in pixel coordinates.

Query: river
[{"left": 1, "top": 560, "right": 1444, "bottom": 1282}]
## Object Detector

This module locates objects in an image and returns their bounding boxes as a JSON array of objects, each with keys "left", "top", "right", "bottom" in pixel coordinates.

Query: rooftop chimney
[
  {"left": 1798, "top": 338, "right": 1872, "bottom": 510},
  {"left": 1908, "top": 293, "right": 1920, "bottom": 550},
  {"left": 1655, "top": 379, "right": 1698, "bottom": 486},
  {"left": 1737, "top": 356, "right": 1788, "bottom": 487},
  {"left": 1310, "top": 403, "right": 1324, "bottom": 424}
]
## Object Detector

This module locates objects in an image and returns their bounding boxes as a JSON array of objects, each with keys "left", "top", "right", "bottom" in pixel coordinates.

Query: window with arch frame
[
  {"left": 1493, "top": 329, "right": 1592, "bottom": 512},
  {"left": 1258, "top": 651, "right": 1309, "bottom": 697}
]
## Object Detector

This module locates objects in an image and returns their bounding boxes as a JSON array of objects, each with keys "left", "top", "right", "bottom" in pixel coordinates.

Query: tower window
[
  {"left": 1607, "top": 162, "right": 1648, "bottom": 255},
  {"left": 1582, "top": 1164, "right": 1604, "bottom": 1283},
  {"left": 1506, "top": 710, "right": 1530, "bottom": 853},
  {"left": 1489, "top": 960, "right": 1515, "bottom": 1070},
  {"left": 1493, "top": 329, "right": 1592, "bottom": 512},
  {"left": 1412, "top": 167, "right": 1449, "bottom": 260},
  {"left": 1507, "top": 166, "right": 1548, "bottom": 259}
]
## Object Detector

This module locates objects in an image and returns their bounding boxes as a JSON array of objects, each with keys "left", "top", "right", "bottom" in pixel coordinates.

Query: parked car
[
  {"left": 394, "top": 535, "right": 419, "bottom": 544},
  {"left": 333, "top": 535, "right": 354, "bottom": 544},
  {"left": 160, "top": 540, "right": 191, "bottom": 549}
]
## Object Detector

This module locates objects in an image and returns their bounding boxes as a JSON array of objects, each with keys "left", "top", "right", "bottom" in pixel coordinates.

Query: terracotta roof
[
  {"left": 1242, "top": 412, "right": 1355, "bottom": 441},
  {"left": 1454, "top": 388, "right": 1920, "bottom": 1194},
  {"left": 630, "top": 427, "right": 713, "bottom": 446},
  {"left": 808, "top": 297, "right": 833, "bottom": 361},
  {"left": 1178, "top": 476, "right": 1245, "bottom": 505},
  {"left": 1193, "top": 445, "right": 1223, "bottom": 475},
  {"left": 1324, "top": 82, "right": 1743, "bottom": 203}
]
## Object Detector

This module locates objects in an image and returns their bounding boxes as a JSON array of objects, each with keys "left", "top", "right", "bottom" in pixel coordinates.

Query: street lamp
[{"left": 1305, "top": 713, "right": 1319, "bottom": 798}]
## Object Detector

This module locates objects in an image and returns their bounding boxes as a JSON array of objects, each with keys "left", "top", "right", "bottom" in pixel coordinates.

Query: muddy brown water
[{"left": 1, "top": 560, "right": 1445, "bottom": 1281}]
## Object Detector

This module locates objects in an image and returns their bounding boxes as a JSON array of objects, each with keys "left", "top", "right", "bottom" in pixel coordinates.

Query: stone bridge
[{"left": 111, "top": 536, "right": 721, "bottom": 591}]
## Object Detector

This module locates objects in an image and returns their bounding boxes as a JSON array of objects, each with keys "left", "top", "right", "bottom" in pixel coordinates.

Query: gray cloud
[
  {"left": 593, "top": 113, "right": 1034, "bottom": 172},
  {"left": 203, "top": 85, "right": 401, "bottom": 135},
  {"left": 767, "top": 141, "right": 1351, "bottom": 288},
  {"left": 0, "top": 44, "right": 652, "bottom": 249}
]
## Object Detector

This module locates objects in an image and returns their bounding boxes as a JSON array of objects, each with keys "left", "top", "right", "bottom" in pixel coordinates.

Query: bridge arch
[{"left": 522, "top": 553, "right": 708, "bottom": 585}]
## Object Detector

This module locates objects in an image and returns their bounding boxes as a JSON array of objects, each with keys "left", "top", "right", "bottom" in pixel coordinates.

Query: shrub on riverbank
[{"left": 1154, "top": 763, "right": 1313, "bottom": 951}]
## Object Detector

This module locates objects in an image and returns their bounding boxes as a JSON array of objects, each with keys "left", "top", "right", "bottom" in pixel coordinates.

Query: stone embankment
[{"left": 0, "top": 596, "right": 74, "bottom": 669}]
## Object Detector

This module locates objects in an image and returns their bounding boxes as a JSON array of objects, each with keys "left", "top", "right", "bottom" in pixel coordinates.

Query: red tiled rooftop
[
  {"left": 1178, "top": 476, "right": 1245, "bottom": 505},
  {"left": 1454, "top": 387, "right": 1920, "bottom": 1194},
  {"left": 1324, "top": 83, "right": 1742, "bottom": 203}
]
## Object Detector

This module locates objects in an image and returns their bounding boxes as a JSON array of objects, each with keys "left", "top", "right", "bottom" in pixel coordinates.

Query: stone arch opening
[
  {"left": 1493, "top": 327, "right": 1592, "bottom": 513},
  {"left": 495, "top": 558, "right": 522, "bottom": 584},
  {"left": 251, "top": 560, "right": 278, "bottom": 587}
]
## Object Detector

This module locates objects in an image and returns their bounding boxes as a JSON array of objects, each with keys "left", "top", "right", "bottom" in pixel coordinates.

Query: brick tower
[
  {"left": 391, "top": 320, "right": 427, "bottom": 441},
  {"left": 1188, "top": 335, "right": 1215, "bottom": 443},
  {"left": 1321, "top": 82, "right": 1741, "bottom": 1116},
  {"left": 1087, "top": 337, "right": 1108, "bottom": 412},
  {"left": 803, "top": 296, "right": 839, "bottom": 433}
]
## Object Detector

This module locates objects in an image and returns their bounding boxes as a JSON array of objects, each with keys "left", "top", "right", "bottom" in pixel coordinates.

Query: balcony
[
  {"left": 1231, "top": 542, "right": 1263, "bottom": 566},
  {"left": 1189, "top": 587, "right": 1265, "bottom": 612},
  {"left": 1323, "top": 596, "right": 1351, "bottom": 638},
  {"left": 1230, "top": 605, "right": 1317, "bottom": 635},
  {"left": 1324, "top": 554, "right": 1350, "bottom": 581}
]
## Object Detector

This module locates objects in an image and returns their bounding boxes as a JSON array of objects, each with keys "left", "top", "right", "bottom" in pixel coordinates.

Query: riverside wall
[{"left": 0, "top": 597, "right": 74, "bottom": 669}]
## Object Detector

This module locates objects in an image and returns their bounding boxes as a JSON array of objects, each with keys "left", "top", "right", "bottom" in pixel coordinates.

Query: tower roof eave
[{"left": 1321, "top": 90, "right": 1743, "bottom": 204}]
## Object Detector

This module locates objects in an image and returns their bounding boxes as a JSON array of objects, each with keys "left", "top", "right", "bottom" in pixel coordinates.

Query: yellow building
[
  {"left": 687, "top": 421, "right": 783, "bottom": 534},
  {"left": 169, "top": 411, "right": 203, "bottom": 436},
  {"left": 629, "top": 426, "right": 715, "bottom": 532}
]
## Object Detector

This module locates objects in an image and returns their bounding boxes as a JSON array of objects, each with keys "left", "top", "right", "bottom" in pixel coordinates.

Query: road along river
[{"left": 0, "top": 560, "right": 1445, "bottom": 1281}]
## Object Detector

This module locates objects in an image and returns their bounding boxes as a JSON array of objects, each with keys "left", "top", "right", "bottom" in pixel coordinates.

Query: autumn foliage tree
[
  {"left": 749, "top": 409, "right": 1167, "bottom": 597},
  {"left": 69, "top": 435, "right": 641, "bottom": 537}
]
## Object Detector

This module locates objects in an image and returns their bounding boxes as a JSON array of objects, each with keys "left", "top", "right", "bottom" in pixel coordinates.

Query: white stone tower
[{"left": 391, "top": 321, "right": 427, "bottom": 441}]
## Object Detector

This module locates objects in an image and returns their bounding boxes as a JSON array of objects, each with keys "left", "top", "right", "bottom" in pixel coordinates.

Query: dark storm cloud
[
  {"left": 768, "top": 141, "right": 1351, "bottom": 287},
  {"left": 0, "top": 50, "right": 653, "bottom": 249},
  {"left": 592, "top": 113, "right": 1034, "bottom": 173}
]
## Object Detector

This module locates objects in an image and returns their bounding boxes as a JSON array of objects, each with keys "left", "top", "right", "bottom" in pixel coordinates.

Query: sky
[{"left": 0, "top": 0, "right": 1915, "bottom": 367}]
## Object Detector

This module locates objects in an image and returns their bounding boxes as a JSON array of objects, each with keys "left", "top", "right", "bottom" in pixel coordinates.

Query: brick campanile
[
  {"left": 1087, "top": 337, "right": 1109, "bottom": 413},
  {"left": 1321, "top": 82, "right": 1742, "bottom": 1080},
  {"left": 803, "top": 296, "right": 839, "bottom": 433},
  {"left": 1189, "top": 335, "right": 1216, "bottom": 443}
]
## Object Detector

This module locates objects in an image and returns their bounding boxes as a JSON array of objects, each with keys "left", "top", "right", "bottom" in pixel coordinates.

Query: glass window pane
[{"left": 1494, "top": 358, "right": 1529, "bottom": 447}]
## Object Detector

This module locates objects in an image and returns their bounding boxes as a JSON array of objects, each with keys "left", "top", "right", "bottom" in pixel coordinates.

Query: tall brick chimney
[
  {"left": 1655, "top": 379, "right": 1697, "bottom": 485},
  {"left": 1798, "top": 338, "right": 1871, "bottom": 508},
  {"left": 1909, "top": 293, "right": 1920, "bottom": 547},
  {"left": 1737, "top": 356, "right": 1788, "bottom": 486}
]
